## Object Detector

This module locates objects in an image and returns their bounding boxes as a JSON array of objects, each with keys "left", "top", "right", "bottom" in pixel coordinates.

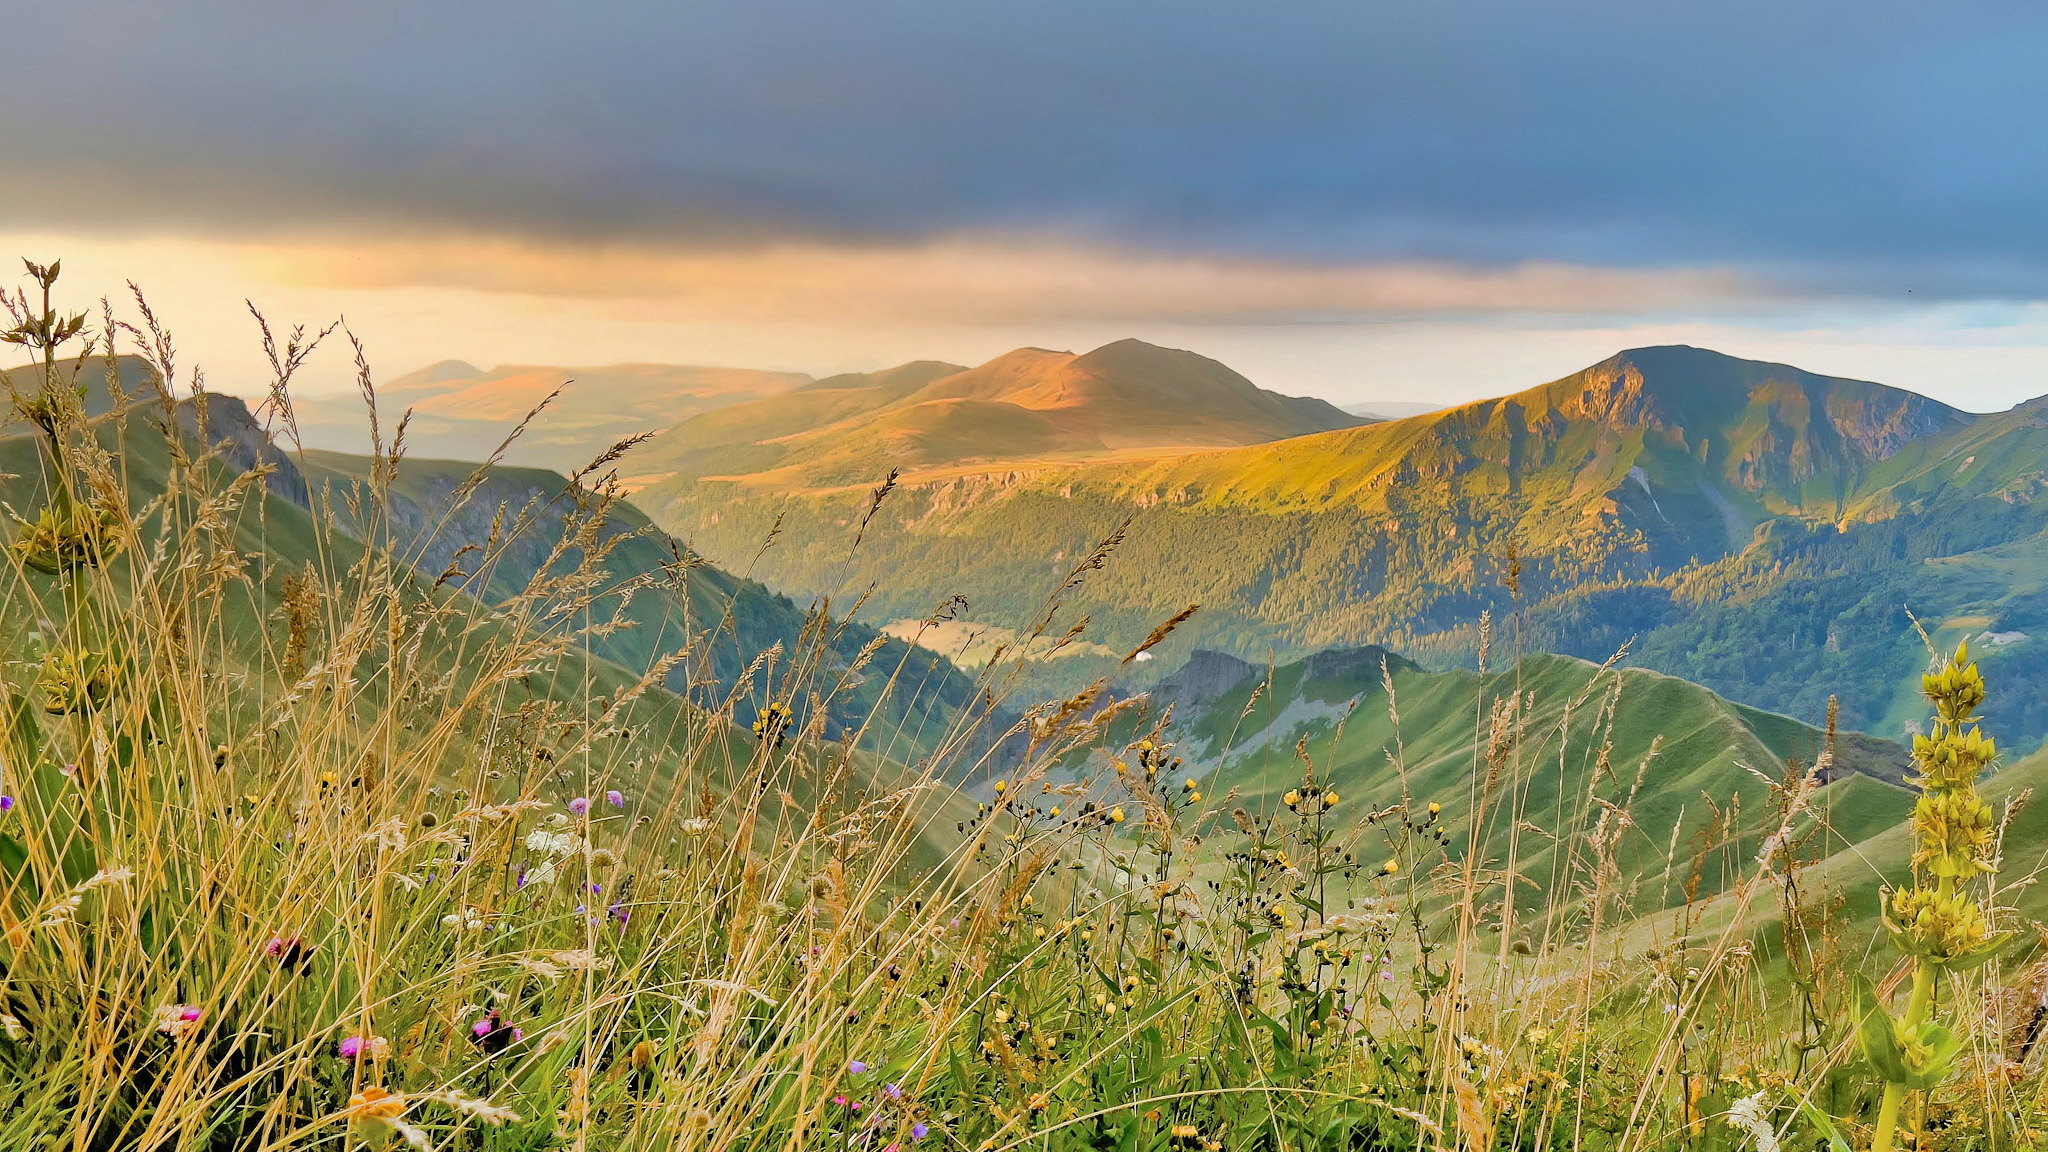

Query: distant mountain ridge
[
  {"left": 295, "top": 359, "right": 810, "bottom": 472},
  {"left": 625, "top": 337, "right": 1363, "bottom": 488}
]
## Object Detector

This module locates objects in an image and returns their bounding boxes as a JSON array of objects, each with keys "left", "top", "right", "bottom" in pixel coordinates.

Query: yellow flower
[
  {"left": 1109, "top": 806, "right": 1126, "bottom": 824},
  {"left": 1886, "top": 884, "right": 1991, "bottom": 961},
  {"left": 1283, "top": 790, "right": 1300, "bottom": 808},
  {"left": 1911, "top": 789, "right": 1996, "bottom": 878},
  {"left": 1323, "top": 791, "right": 1338, "bottom": 807},
  {"left": 993, "top": 779, "right": 1007, "bottom": 794},
  {"left": 1382, "top": 858, "right": 1400, "bottom": 876},
  {"left": 347, "top": 1087, "right": 407, "bottom": 1147},
  {"left": 1428, "top": 801, "right": 1442, "bottom": 816}
]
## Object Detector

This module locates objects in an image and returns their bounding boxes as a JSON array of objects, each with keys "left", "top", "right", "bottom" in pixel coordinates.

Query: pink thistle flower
[
  {"left": 606, "top": 789, "right": 624, "bottom": 808},
  {"left": 568, "top": 796, "right": 590, "bottom": 816}
]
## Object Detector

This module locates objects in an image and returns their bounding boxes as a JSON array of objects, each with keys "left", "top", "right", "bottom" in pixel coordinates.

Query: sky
[{"left": 6, "top": 1, "right": 2048, "bottom": 411}]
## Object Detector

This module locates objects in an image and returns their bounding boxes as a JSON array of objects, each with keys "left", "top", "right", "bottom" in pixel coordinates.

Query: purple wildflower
[
  {"left": 264, "top": 936, "right": 312, "bottom": 973},
  {"left": 912, "top": 1122, "right": 930, "bottom": 1141},
  {"left": 569, "top": 796, "right": 590, "bottom": 816},
  {"left": 469, "top": 1010, "right": 519, "bottom": 1055},
  {"left": 884, "top": 1082, "right": 903, "bottom": 1100},
  {"left": 849, "top": 1060, "right": 867, "bottom": 1074},
  {"left": 0, "top": 795, "right": 13, "bottom": 811},
  {"left": 606, "top": 789, "right": 624, "bottom": 808}
]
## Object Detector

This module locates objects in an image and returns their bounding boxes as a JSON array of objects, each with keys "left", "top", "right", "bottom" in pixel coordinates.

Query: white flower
[
  {"left": 679, "top": 817, "right": 713, "bottom": 835},
  {"left": 442, "top": 907, "right": 487, "bottom": 931},
  {"left": 1727, "top": 1091, "right": 1780, "bottom": 1152},
  {"left": 153, "top": 1004, "right": 202, "bottom": 1039}
]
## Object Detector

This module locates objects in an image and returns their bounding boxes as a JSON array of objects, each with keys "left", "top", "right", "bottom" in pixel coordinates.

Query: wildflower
[
  {"left": 884, "top": 1082, "right": 903, "bottom": 1100},
  {"left": 525, "top": 828, "right": 579, "bottom": 855},
  {"left": 37, "top": 646, "right": 112, "bottom": 715},
  {"left": 0, "top": 795, "right": 10, "bottom": 811},
  {"left": 469, "top": 1010, "right": 522, "bottom": 1055},
  {"left": 1427, "top": 801, "right": 1442, "bottom": 816},
  {"left": 347, "top": 1087, "right": 408, "bottom": 1147},
  {"left": 850, "top": 1059, "right": 868, "bottom": 1073},
  {"left": 442, "top": 907, "right": 487, "bottom": 931},
  {"left": 680, "top": 816, "right": 712, "bottom": 835},
  {"left": 264, "top": 936, "right": 312, "bottom": 973},
  {"left": 154, "top": 1004, "right": 202, "bottom": 1039},
  {"left": 1382, "top": 858, "right": 1400, "bottom": 875},
  {"left": 1283, "top": 790, "right": 1300, "bottom": 809},
  {"left": 1323, "top": 791, "right": 1337, "bottom": 807},
  {"left": 1726, "top": 1090, "right": 1780, "bottom": 1152},
  {"left": 606, "top": 789, "right": 625, "bottom": 808},
  {"left": 12, "top": 499, "right": 121, "bottom": 575},
  {"left": 912, "top": 1122, "right": 930, "bottom": 1141},
  {"left": 569, "top": 796, "right": 591, "bottom": 816},
  {"left": 1109, "top": 806, "right": 1126, "bottom": 824},
  {"left": 338, "top": 1034, "right": 391, "bottom": 1061},
  {"left": 753, "top": 700, "right": 794, "bottom": 746}
]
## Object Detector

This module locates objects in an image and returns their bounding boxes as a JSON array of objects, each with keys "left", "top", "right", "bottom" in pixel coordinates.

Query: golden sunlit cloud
[
  {"left": 250, "top": 233, "right": 1757, "bottom": 322},
  {"left": 5, "top": 227, "right": 2043, "bottom": 417}
]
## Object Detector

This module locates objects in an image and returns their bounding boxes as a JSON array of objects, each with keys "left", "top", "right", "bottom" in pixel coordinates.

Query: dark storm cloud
[{"left": 7, "top": 0, "right": 2048, "bottom": 295}]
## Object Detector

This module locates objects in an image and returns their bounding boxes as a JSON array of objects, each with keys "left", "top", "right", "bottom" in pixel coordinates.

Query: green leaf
[{"left": 1797, "top": 1099, "right": 1852, "bottom": 1152}]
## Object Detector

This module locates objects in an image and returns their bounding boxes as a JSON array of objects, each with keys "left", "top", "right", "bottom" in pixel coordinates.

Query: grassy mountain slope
[
  {"left": 294, "top": 447, "right": 982, "bottom": 755},
  {"left": 1142, "top": 646, "right": 1909, "bottom": 913},
  {"left": 627, "top": 338, "right": 1363, "bottom": 491},
  {"left": 294, "top": 359, "right": 809, "bottom": 472},
  {"left": 3, "top": 356, "right": 981, "bottom": 760}
]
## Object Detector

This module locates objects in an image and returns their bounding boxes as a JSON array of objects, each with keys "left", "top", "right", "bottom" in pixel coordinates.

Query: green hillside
[
  {"left": 1133, "top": 645, "right": 1911, "bottom": 919},
  {"left": 2, "top": 356, "right": 981, "bottom": 760}
]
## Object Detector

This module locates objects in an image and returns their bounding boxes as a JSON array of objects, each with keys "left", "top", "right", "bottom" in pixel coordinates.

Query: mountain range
[
  {"left": 620, "top": 338, "right": 1363, "bottom": 490},
  {"left": 293, "top": 359, "right": 808, "bottom": 471},
  {"left": 626, "top": 343, "right": 2048, "bottom": 751}
]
